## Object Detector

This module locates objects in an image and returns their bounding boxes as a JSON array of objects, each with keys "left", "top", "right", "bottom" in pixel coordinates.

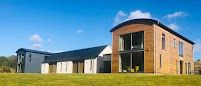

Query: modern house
[
  {"left": 41, "top": 45, "right": 112, "bottom": 74},
  {"left": 111, "top": 19, "right": 194, "bottom": 74},
  {"left": 16, "top": 48, "right": 51, "bottom": 73}
]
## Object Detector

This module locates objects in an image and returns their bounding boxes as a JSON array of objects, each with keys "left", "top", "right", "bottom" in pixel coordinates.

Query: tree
[{"left": 0, "top": 55, "right": 17, "bottom": 73}]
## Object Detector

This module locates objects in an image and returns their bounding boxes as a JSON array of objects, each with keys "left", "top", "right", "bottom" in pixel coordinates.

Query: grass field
[{"left": 0, "top": 73, "right": 201, "bottom": 86}]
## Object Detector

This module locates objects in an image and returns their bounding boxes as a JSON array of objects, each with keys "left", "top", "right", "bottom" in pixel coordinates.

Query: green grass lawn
[{"left": 0, "top": 73, "right": 201, "bottom": 86}]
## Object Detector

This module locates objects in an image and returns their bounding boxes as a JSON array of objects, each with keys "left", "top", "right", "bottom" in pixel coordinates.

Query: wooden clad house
[{"left": 110, "top": 19, "right": 194, "bottom": 74}]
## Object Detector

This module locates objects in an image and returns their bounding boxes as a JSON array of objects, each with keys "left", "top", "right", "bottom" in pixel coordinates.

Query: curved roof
[{"left": 110, "top": 19, "right": 194, "bottom": 45}]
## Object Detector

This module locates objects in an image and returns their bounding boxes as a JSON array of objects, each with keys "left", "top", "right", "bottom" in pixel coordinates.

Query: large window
[
  {"left": 179, "top": 42, "right": 184, "bottom": 57},
  {"left": 119, "top": 31, "right": 144, "bottom": 51},
  {"left": 120, "top": 52, "right": 144, "bottom": 73},
  {"left": 162, "top": 33, "right": 165, "bottom": 50},
  {"left": 119, "top": 31, "right": 144, "bottom": 73}
]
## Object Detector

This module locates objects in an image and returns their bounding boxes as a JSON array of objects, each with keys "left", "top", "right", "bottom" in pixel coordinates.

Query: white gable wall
[
  {"left": 97, "top": 45, "right": 112, "bottom": 72},
  {"left": 84, "top": 58, "right": 97, "bottom": 73},
  {"left": 56, "top": 61, "right": 73, "bottom": 74}
]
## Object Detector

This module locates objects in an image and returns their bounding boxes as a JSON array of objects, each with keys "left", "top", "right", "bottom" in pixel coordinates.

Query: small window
[
  {"left": 174, "top": 39, "right": 176, "bottom": 48},
  {"left": 179, "top": 42, "right": 184, "bottom": 57},
  {"left": 162, "top": 33, "right": 166, "bottom": 50},
  {"left": 60, "top": 63, "right": 63, "bottom": 72},
  {"left": 160, "top": 54, "right": 162, "bottom": 68},
  {"left": 90, "top": 60, "right": 93, "bottom": 70},
  {"left": 29, "top": 54, "right": 32, "bottom": 62},
  {"left": 66, "top": 62, "right": 68, "bottom": 71}
]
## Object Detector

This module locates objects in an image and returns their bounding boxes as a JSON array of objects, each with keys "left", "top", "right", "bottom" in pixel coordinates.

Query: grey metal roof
[
  {"left": 44, "top": 45, "right": 108, "bottom": 63},
  {"left": 110, "top": 18, "right": 195, "bottom": 45},
  {"left": 16, "top": 48, "right": 52, "bottom": 55}
]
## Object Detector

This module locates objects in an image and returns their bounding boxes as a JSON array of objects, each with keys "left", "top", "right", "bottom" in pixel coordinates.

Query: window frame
[
  {"left": 159, "top": 54, "right": 162, "bottom": 68},
  {"left": 179, "top": 42, "right": 184, "bottom": 57},
  {"left": 162, "top": 33, "right": 166, "bottom": 50}
]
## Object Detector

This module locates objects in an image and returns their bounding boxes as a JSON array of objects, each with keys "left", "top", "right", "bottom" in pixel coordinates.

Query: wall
[
  {"left": 112, "top": 24, "right": 154, "bottom": 73},
  {"left": 97, "top": 45, "right": 112, "bottom": 72},
  {"left": 154, "top": 25, "right": 194, "bottom": 74},
  {"left": 24, "top": 52, "right": 49, "bottom": 73},
  {"left": 84, "top": 58, "right": 97, "bottom": 73},
  {"left": 56, "top": 61, "right": 73, "bottom": 74},
  {"left": 41, "top": 63, "right": 49, "bottom": 74}
]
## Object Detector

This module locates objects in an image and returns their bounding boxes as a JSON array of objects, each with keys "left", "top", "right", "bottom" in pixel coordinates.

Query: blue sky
[{"left": 0, "top": 0, "right": 201, "bottom": 60}]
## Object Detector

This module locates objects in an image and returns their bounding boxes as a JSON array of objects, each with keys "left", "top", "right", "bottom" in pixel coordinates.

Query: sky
[{"left": 0, "top": 0, "right": 201, "bottom": 60}]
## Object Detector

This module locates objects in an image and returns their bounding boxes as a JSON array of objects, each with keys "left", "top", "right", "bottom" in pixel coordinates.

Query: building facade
[
  {"left": 16, "top": 48, "right": 51, "bottom": 73},
  {"left": 111, "top": 19, "right": 194, "bottom": 74},
  {"left": 41, "top": 45, "right": 112, "bottom": 74}
]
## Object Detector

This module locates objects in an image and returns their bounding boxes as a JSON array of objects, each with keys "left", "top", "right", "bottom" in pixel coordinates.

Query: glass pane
[
  {"left": 132, "top": 31, "right": 144, "bottom": 49},
  {"left": 120, "top": 53, "right": 131, "bottom": 72},
  {"left": 132, "top": 51, "right": 144, "bottom": 72}
]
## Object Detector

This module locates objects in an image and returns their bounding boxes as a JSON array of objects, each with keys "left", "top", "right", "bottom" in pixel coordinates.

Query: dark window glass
[
  {"left": 162, "top": 33, "right": 165, "bottom": 50},
  {"left": 160, "top": 54, "right": 162, "bottom": 68},
  {"left": 29, "top": 54, "right": 32, "bottom": 62},
  {"left": 179, "top": 42, "right": 184, "bottom": 57}
]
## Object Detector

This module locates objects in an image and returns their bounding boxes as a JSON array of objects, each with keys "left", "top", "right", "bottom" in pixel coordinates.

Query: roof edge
[{"left": 110, "top": 18, "right": 195, "bottom": 45}]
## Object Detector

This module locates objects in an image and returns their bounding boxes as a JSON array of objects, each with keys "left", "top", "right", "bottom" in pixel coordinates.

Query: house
[
  {"left": 110, "top": 19, "right": 194, "bottom": 74},
  {"left": 16, "top": 48, "right": 51, "bottom": 73},
  {"left": 41, "top": 45, "right": 112, "bottom": 74}
]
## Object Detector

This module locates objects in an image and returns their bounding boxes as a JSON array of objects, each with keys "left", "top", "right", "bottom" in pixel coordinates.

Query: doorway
[
  {"left": 120, "top": 51, "right": 144, "bottom": 73},
  {"left": 73, "top": 60, "right": 84, "bottom": 73},
  {"left": 49, "top": 62, "right": 57, "bottom": 74},
  {"left": 180, "top": 61, "right": 183, "bottom": 74}
]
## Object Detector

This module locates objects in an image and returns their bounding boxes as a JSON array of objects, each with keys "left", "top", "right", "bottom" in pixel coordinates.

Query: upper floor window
[
  {"left": 174, "top": 39, "right": 176, "bottom": 48},
  {"left": 29, "top": 54, "right": 32, "bottom": 62},
  {"left": 179, "top": 42, "right": 184, "bottom": 57},
  {"left": 162, "top": 33, "right": 166, "bottom": 50},
  {"left": 119, "top": 31, "right": 144, "bottom": 51}
]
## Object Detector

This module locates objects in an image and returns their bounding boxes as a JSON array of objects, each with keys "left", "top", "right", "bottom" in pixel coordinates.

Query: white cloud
[
  {"left": 168, "top": 23, "right": 180, "bottom": 31},
  {"left": 32, "top": 43, "right": 42, "bottom": 49},
  {"left": 165, "top": 11, "right": 188, "bottom": 19},
  {"left": 76, "top": 29, "right": 84, "bottom": 34},
  {"left": 194, "top": 40, "right": 201, "bottom": 53},
  {"left": 126, "top": 10, "right": 152, "bottom": 21},
  {"left": 113, "top": 10, "right": 152, "bottom": 26},
  {"left": 29, "top": 34, "right": 42, "bottom": 43},
  {"left": 113, "top": 10, "right": 127, "bottom": 25}
]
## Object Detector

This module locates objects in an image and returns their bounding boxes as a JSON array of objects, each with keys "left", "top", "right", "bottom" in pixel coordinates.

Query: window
[
  {"left": 60, "top": 63, "right": 62, "bottom": 72},
  {"left": 160, "top": 54, "right": 162, "bottom": 68},
  {"left": 162, "top": 33, "right": 165, "bottom": 50},
  {"left": 119, "top": 31, "right": 144, "bottom": 51},
  {"left": 90, "top": 60, "right": 93, "bottom": 70},
  {"left": 188, "top": 63, "right": 191, "bottom": 74},
  {"left": 66, "top": 62, "right": 68, "bottom": 71},
  {"left": 29, "top": 54, "right": 32, "bottom": 62},
  {"left": 179, "top": 42, "right": 184, "bottom": 57},
  {"left": 174, "top": 39, "right": 176, "bottom": 48}
]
